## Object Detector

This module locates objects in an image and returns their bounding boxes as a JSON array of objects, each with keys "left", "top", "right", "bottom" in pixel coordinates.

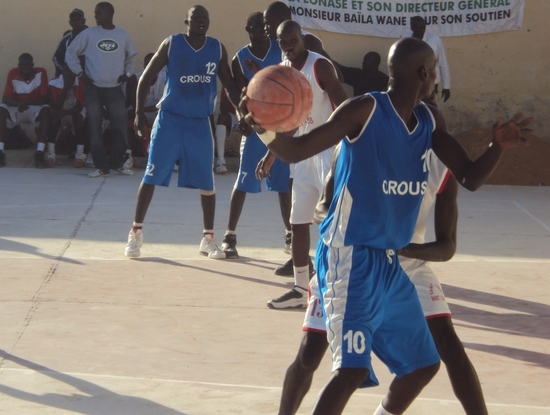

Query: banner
[{"left": 281, "top": 0, "right": 524, "bottom": 37}]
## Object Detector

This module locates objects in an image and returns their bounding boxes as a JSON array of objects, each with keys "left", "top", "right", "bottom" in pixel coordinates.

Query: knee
[
  {"left": 333, "top": 367, "right": 370, "bottom": 390},
  {"left": 433, "top": 331, "right": 466, "bottom": 365}
]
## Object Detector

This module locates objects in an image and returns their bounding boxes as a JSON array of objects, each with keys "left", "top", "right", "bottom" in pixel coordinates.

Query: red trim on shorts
[
  {"left": 425, "top": 313, "right": 452, "bottom": 320},
  {"left": 437, "top": 170, "right": 452, "bottom": 194},
  {"left": 302, "top": 327, "right": 327, "bottom": 334}
]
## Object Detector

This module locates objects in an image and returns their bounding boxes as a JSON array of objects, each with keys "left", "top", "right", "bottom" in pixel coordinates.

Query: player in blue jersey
[
  {"left": 216, "top": 12, "right": 291, "bottom": 260},
  {"left": 243, "top": 37, "right": 533, "bottom": 415},
  {"left": 124, "top": 5, "right": 240, "bottom": 260}
]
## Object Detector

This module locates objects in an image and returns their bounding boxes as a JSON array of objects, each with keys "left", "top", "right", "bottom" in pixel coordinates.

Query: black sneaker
[
  {"left": 221, "top": 234, "right": 239, "bottom": 259},
  {"left": 35, "top": 151, "right": 45, "bottom": 169},
  {"left": 274, "top": 257, "right": 315, "bottom": 277},
  {"left": 284, "top": 233, "right": 292, "bottom": 255},
  {"left": 267, "top": 286, "right": 308, "bottom": 309},
  {"left": 0, "top": 151, "right": 5, "bottom": 167}
]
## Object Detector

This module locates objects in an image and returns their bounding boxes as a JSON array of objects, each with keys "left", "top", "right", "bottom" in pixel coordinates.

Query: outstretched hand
[{"left": 492, "top": 112, "right": 534, "bottom": 149}]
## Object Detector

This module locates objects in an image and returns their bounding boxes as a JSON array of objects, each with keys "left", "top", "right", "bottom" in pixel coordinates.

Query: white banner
[{"left": 281, "top": 0, "right": 524, "bottom": 37}]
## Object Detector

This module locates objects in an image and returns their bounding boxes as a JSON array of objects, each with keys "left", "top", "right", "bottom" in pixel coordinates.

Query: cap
[{"left": 69, "top": 8, "right": 84, "bottom": 18}]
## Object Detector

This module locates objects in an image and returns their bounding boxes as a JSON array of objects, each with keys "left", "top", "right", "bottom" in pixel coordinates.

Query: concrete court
[{"left": 0, "top": 150, "right": 549, "bottom": 415}]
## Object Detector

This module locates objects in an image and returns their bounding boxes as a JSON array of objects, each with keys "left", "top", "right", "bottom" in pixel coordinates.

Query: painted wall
[{"left": 0, "top": 0, "right": 547, "bottom": 139}]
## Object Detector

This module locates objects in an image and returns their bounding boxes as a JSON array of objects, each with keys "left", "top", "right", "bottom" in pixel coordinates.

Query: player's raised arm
[{"left": 431, "top": 109, "right": 534, "bottom": 191}]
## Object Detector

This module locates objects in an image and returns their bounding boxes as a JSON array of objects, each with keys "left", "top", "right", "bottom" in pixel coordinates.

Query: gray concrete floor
[{"left": 0, "top": 149, "right": 549, "bottom": 414}]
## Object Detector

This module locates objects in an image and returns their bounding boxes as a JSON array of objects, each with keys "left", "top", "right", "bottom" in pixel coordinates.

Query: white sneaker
[
  {"left": 88, "top": 169, "right": 109, "bottom": 178},
  {"left": 199, "top": 235, "right": 225, "bottom": 259},
  {"left": 74, "top": 152, "right": 86, "bottom": 168},
  {"left": 267, "top": 286, "right": 308, "bottom": 309},
  {"left": 215, "top": 160, "right": 227, "bottom": 174},
  {"left": 85, "top": 154, "right": 94, "bottom": 167},
  {"left": 115, "top": 166, "right": 134, "bottom": 175},
  {"left": 45, "top": 152, "right": 56, "bottom": 167},
  {"left": 125, "top": 229, "right": 143, "bottom": 258},
  {"left": 123, "top": 154, "right": 134, "bottom": 169}
]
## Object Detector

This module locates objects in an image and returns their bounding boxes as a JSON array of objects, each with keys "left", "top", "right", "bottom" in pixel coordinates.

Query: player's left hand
[
  {"left": 492, "top": 112, "right": 534, "bottom": 149},
  {"left": 441, "top": 89, "right": 451, "bottom": 102}
]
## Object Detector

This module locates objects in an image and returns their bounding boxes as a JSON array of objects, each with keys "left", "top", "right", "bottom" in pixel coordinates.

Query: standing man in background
[
  {"left": 66, "top": 1, "right": 138, "bottom": 178},
  {"left": 411, "top": 15, "right": 451, "bottom": 104}
]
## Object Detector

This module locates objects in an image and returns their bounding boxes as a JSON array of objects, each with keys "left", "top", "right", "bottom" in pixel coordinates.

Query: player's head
[
  {"left": 144, "top": 52, "right": 155, "bottom": 69},
  {"left": 362, "top": 51, "right": 381, "bottom": 72},
  {"left": 185, "top": 5, "right": 210, "bottom": 36},
  {"left": 246, "top": 12, "right": 267, "bottom": 43},
  {"left": 95, "top": 2, "right": 114, "bottom": 27},
  {"left": 264, "top": 1, "right": 291, "bottom": 41},
  {"left": 388, "top": 37, "right": 436, "bottom": 100},
  {"left": 410, "top": 16, "right": 427, "bottom": 39},
  {"left": 277, "top": 20, "right": 306, "bottom": 63}
]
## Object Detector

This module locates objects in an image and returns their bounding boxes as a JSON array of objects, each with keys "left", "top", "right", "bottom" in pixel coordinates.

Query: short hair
[
  {"left": 266, "top": 1, "right": 291, "bottom": 20},
  {"left": 246, "top": 11, "right": 263, "bottom": 27},
  {"left": 18, "top": 53, "right": 33, "bottom": 63},
  {"left": 96, "top": 2, "right": 115, "bottom": 15}
]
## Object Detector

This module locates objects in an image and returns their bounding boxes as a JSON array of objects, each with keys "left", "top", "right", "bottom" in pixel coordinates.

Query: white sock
[
  {"left": 0, "top": 142, "right": 4, "bottom": 151},
  {"left": 47, "top": 142, "right": 55, "bottom": 153},
  {"left": 125, "top": 149, "right": 132, "bottom": 155},
  {"left": 37, "top": 142, "right": 46, "bottom": 152},
  {"left": 215, "top": 125, "right": 226, "bottom": 163},
  {"left": 76, "top": 145, "right": 84, "bottom": 154},
  {"left": 294, "top": 265, "right": 310, "bottom": 290},
  {"left": 372, "top": 402, "right": 397, "bottom": 415}
]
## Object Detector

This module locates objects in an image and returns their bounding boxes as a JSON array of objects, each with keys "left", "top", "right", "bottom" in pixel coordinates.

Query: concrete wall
[{"left": 1, "top": 0, "right": 547, "bottom": 139}]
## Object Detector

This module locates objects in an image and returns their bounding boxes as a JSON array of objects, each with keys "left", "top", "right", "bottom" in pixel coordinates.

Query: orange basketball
[{"left": 246, "top": 65, "right": 312, "bottom": 133}]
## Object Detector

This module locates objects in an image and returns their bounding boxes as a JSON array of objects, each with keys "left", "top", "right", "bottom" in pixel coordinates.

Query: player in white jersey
[
  {"left": 265, "top": 20, "right": 348, "bottom": 310},
  {"left": 243, "top": 37, "right": 532, "bottom": 415},
  {"left": 277, "top": 151, "right": 489, "bottom": 415}
]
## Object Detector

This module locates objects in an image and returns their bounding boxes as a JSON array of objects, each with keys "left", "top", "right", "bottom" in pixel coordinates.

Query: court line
[{"left": 513, "top": 201, "right": 550, "bottom": 232}]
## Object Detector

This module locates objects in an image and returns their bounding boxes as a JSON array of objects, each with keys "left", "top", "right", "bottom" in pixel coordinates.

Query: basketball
[{"left": 246, "top": 65, "right": 313, "bottom": 133}]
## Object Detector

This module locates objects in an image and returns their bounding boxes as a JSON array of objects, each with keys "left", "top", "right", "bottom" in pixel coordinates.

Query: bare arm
[
  {"left": 316, "top": 59, "right": 348, "bottom": 108},
  {"left": 398, "top": 175, "right": 458, "bottom": 262},
  {"left": 218, "top": 43, "right": 241, "bottom": 113},
  {"left": 304, "top": 34, "right": 344, "bottom": 83},
  {"left": 431, "top": 108, "right": 533, "bottom": 191}
]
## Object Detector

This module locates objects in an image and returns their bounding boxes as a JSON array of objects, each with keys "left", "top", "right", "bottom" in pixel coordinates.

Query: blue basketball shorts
[
  {"left": 315, "top": 242, "right": 440, "bottom": 388},
  {"left": 143, "top": 110, "right": 214, "bottom": 190},
  {"left": 234, "top": 132, "right": 289, "bottom": 193}
]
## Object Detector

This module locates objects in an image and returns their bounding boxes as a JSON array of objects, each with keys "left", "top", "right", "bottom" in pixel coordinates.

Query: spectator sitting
[
  {"left": 47, "top": 65, "right": 87, "bottom": 167},
  {"left": 335, "top": 51, "right": 389, "bottom": 96},
  {"left": 0, "top": 53, "right": 51, "bottom": 168}
]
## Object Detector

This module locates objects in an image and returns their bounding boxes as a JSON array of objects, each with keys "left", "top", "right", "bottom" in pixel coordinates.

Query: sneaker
[
  {"left": 284, "top": 233, "right": 292, "bottom": 255},
  {"left": 45, "top": 152, "right": 56, "bottom": 167},
  {"left": 35, "top": 151, "right": 45, "bottom": 169},
  {"left": 115, "top": 166, "right": 134, "bottom": 175},
  {"left": 215, "top": 160, "right": 227, "bottom": 174},
  {"left": 267, "top": 286, "right": 308, "bottom": 309},
  {"left": 74, "top": 152, "right": 86, "bottom": 168},
  {"left": 123, "top": 153, "right": 134, "bottom": 169},
  {"left": 0, "top": 151, "right": 5, "bottom": 168},
  {"left": 88, "top": 169, "right": 109, "bottom": 178},
  {"left": 220, "top": 234, "right": 239, "bottom": 259},
  {"left": 124, "top": 229, "right": 143, "bottom": 258},
  {"left": 199, "top": 235, "right": 225, "bottom": 259},
  {"left": 274, "top": 257, "right": 315, "bottom": 277},
  {"left": 85, "top": 153, "right": 94, "bottom": 167}
]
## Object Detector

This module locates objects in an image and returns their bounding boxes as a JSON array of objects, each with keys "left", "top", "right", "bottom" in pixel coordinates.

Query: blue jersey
[
  {"left": 235, "top": 39, "right": 281, "bottom": 81},
  {"left": 320, "top": 91, "right": 436, "bottom": 250},
  {"left": 158, "top": 34, "right": 221, "bottom": 117}
]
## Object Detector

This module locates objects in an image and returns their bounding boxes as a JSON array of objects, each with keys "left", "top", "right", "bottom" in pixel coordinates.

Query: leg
[
  {"left": 428, "top": 317, "right": 488, "bottom": 415},
  {"left": 279, "top": 331, "right": 328, "bottom": 415},
  {"left": 103, "top": 86, "right": 129, "bottom": 170},
  {"left": 277, "top": 191, "right": 292, "bottom": 232},
  {"left": 291, "top": 222, "right": 311, "bottom": 285},
  {"left": 215, "top": 113, "right": 231, "bottom": 173},
  {"left": 134, "top": 182, "right": 156, "bottom": 224},
  {"left": 312, "top": 367, "right": 370, "bottom": 415},
  {"left": 85, "top": 86, "right": 110, "bottom": 173},
  {"left": 201, "top": 192, "right": 216, "bottom": 231},
  {"left": 380, "top": 362, "right": 440, "bottom": 414},
  {"left": 226, "top": 188, "right": 247, "bottom": 232},
  {"left": 0, "top": 107, "right": 10, "bottom": 167},
  {"left": 35, "top": 107, "right": 50, "bottom": 144}
]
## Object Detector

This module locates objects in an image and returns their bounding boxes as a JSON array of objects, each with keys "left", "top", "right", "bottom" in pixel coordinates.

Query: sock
[
  {"left": 203, "top": 230, "right": 214, "bottom": 238},
  {"left": 125, "top": 149, "right": 132, "bottom": 155},
  {"left": 132, "top": 222, "right": 143, "bottom": 232},
  {"left": 76, "top": 144, "right": 84, "bottom": 154},
  {"left": 372, "top": 403, "right": 397, "bottom": 415},
  {"left": 294, "top": 265, "right": 310, "bottom": 290},
  {"left": 47, "top": 142, "right": 55, "bottom": 153},
  {"left": 225, "top": 230, "right": 236, "bottom": 236},
  {"left": 286, "top": 230, "right": 292, "bottom": 236},
  {"left": 37, "top": 142, "right": 46, "bottom": 152},
  {"left": 215, "top": 125, "right": 226, "bottom": 163},
  {"left": 0, "top": 142, "right": 4, "bottom": 151}
]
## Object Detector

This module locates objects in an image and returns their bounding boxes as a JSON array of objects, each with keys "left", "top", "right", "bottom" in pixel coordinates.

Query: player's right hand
[{"left": 134, "top": 112, "right": 146, "bottom": 138}]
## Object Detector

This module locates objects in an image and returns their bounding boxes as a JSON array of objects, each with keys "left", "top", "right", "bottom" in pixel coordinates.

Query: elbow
[{"left": 439, "top": 241, "right": 456, "bottom": 262}]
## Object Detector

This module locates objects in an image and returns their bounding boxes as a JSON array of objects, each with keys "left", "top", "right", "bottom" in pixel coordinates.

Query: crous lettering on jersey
[
  {"left": 381, "top": 150, "right": 429, "bottom": 196},
  {"left": 97, "top": 39, "right": 119, "bottom": 52},
  {"left": 179, "top": 75, "right": 213, "bottom": 84}
]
